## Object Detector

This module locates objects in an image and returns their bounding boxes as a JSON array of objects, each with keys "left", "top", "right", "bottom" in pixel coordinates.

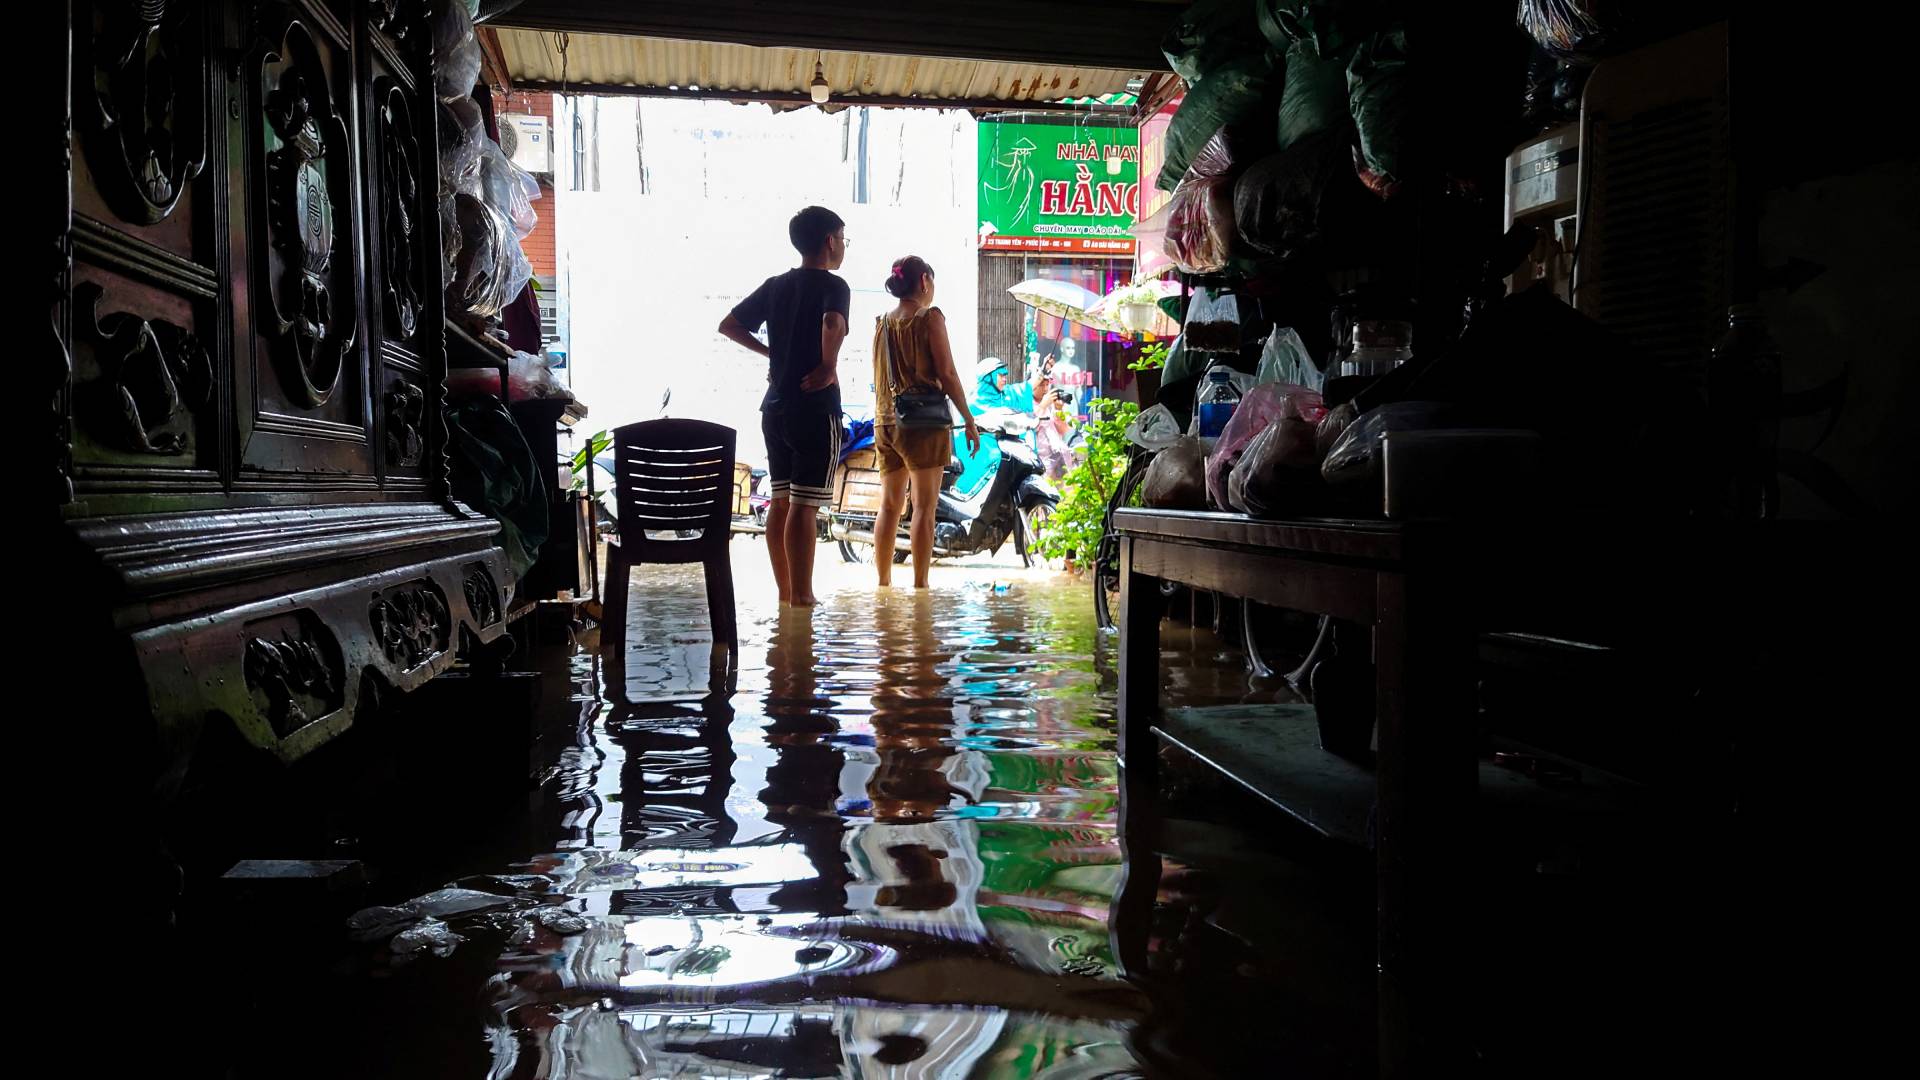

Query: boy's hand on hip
[{"left": 799, "top": 363, "right": 838, "bottom": 392}]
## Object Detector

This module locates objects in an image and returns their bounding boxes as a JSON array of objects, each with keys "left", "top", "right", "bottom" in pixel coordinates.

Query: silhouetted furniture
[
  {"left": 512, "top": 395, "right": 592, "bottom": 611},
  {"left": 48, "top": 2, "right": 512, "bottom": 777},
  {"left": 1111, "top": 509, "right": 1701, "bottom": 1077},
  {"left": 603, "top": 419, "right": 739, "bottom": 657}
]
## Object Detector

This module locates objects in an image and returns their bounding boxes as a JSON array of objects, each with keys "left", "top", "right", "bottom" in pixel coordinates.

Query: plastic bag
[
  {"left": 1277, "top": 39, "right": 1353, "bottom": 151},
  {"left": 1347, "top": 27, "right": 1410, "bottom": 187},
  {"left": 445, "top": 144, "right": 538, "bottom": 319},
  {"left": 1256, "top": 327, "right": 1323, "bottom": 391},
  {"left": 1181, "top": 287, "right": 1245, "bottom": 354},
  {"left": 1142, "top": 435, "right": 1209, "bottom": 509},
  {"left": 1316, "top": 401, "right": 1356, "bottom": 459},
  {"left": 1130, "top": 205, "right": 1175, "bottom": 280},
  {"left": 1165, "top": 134, "right": 1237, "bottom": 273},
  {"left": 477, "top": 142, "right": 541, "bottom": 240},
  {"left": 1233, "top": 130, "right": 1355, "bottom": 260},
  {"left": 438, "top": 98, "right": 487, "bottom": 195},
  {"left": 1226, "top": 425, "right": 1272, "bottom": 512},
  {"left": 1517, "top": 0, "right": 1621, "bottom": 61},
  {"left": 1321, "top": 401, "right": 1455, "bottom": 486},
  {"left": 1125, "top": 403, "right": 1185, "bottom": 451},
  {"left": 448, "top": 350, "right": 570, "bottom": 402},
  {"left": 1232, "top": 415, "right": 1325, "bottom": 516},
  {"left": 432, "top": 0, "right": 482, "bottom": 102},
  {"left": 1206, "top": 382, "right": 1326, "bottom": 508}
]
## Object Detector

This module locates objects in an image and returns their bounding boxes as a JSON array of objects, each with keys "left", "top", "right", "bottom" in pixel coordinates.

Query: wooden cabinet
[{"left": 51, "top": 1, "right": 511, "bottom": 778}]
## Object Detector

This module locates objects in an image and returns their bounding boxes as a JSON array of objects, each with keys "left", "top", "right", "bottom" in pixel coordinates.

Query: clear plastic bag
[
  {"left": 1125, "top": 403, "right": 1185, "bottom": 451},
  {"left": 433, "top": 0, "right": 482, "bottom": 102},
  {"left": 1232, "top": 415, "right": 1324, "bottom": 516},
  {"left": 438, "top": 98, "right": 487, "bottom": 197},
  {"left": 1256, "top": 326, "right": 1323, "bottom": 391},
  {"left": 1207, "top": 382, "right": 1326, "bottom": 508},
  {"left": 1181, "top": 287, "right": 1245, "bottom": 355},
  {"left": 1226, "top": 425, "right": 1272, "bottom": 513},
  {"left": 1165, "top": 134, "right": 1236, "bottom": 274},
  {"left": 1316, "top": 400, "right": 1357, "bottom": 459},
  {"left": 448, "top": 350, "right": 569, "bottom": 402},
  {"left": 478, "top": 142, "right": 541, "bottom": 240},
  {"left": 445, "top": 144, "right": 538, "bottom": 318},
  {"left": 1142, "top": 434, "right": 1210, "bottom": 509},
  {"left": 1517, "top": 0, "right": 1620, "bottom": 61},
  {"left": 1320, "top": 401, "right": 1455, "bottom": 486},
  {"left": 1130, "top": 205, "right": 1176, "bottom": 280}
]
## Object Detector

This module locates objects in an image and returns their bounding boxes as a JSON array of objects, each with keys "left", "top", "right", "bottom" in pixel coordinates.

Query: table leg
[
  {"left": 1112, "top": 536, "right": 1163, "bottom": 981},
  {"left": 1373, "top": 569, "right": 1477, "bottom": 1078}
]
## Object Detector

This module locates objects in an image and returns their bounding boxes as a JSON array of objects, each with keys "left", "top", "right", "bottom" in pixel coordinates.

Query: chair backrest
[{"left": 611, "top": 418, "right": 736, "bottom": 562}]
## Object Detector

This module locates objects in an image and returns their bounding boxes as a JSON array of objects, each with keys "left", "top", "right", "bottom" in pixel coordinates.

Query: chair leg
[
  {"left": 704, "top": 553, "right": 738, "bottom": 659},
  {"left": 604, "top": 548, "right": 631, "bottom": 653}
]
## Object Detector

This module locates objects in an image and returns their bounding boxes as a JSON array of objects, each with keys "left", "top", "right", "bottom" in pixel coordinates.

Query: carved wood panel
[
  {"left": 69, "top": 0, "right": 223, "bottom": 496},
  {"left": 73, "top": 0, "right": 207, "bottom": 256},
  {"left": 61, "top": 0, "right": 450, "bottom": 506},
  {"left": 364, "top": 15, "right": 432, "bottom": 484},
  {"left": 238, "top": 2, "right": 373, "bottom": 481}
]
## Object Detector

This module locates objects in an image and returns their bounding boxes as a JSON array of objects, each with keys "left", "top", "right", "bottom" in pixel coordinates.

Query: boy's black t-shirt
[{"left": 730, "top": 268, "right": 851, "bottom": 415}]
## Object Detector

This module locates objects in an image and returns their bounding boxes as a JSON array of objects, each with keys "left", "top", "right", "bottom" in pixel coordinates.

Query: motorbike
[
  {"left": 733, "top": 466, "right": 771, "bottom": 535},
  {"left": 830, "top": 408, "right": 1060, "bottom": 567}
]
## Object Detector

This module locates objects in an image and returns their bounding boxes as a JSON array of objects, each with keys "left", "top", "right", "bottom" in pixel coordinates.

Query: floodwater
[{"left": 186, "top": 546, "right": 1374, "bottom": 1079}]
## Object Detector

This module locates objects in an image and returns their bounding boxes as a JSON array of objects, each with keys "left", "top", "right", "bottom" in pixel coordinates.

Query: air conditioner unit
[{"left": 502, "top": 113, "right": 552, "bottom": 175}]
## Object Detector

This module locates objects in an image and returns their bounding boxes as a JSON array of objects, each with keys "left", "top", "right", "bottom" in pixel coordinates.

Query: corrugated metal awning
[{"left": 493, "top": 29, "right": 1150, "bottom": 111}]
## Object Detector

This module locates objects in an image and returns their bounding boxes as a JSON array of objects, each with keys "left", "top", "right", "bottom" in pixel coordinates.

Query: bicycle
[{"left": 1091, "top": 442, "right": 1154, "bottom": 632}]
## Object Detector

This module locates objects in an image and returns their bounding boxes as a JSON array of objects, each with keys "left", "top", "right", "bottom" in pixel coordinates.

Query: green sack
[
  {"left": 1163, "top": 0, "right": 1266, "bottom": 84},
  {"left": 1258, "top": 0, "right": 1374, "bottom": 57},
  {"left": 1276, "top": 38, "right": 1353, "bottom": 151},
  {"left": 1157, "top": 54, "right": 1273, "bottom": 193},
  {"left": 1347, "top": 26, "right": 1410, "bottom": 184},
  {"left": 446, "top": 399, "right": 548, "bottom": 578}
]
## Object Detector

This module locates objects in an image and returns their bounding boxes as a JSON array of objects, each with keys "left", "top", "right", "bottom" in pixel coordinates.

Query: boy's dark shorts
[{"left": 762, "top": 410, "right": 842, "bottom": 508}]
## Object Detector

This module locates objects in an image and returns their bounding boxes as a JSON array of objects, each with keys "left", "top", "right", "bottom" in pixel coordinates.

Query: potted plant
[
  {"left": 1126, "top": 340, "right": 1170, "bottom": 406},
  {"left": 1110, "top": 281, "right": 1166, "bottom": 335}
]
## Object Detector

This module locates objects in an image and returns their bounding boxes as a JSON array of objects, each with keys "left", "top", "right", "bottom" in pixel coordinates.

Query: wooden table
[{"left": 1109, "top": 509, "right": 1710, "bottom": 1077}]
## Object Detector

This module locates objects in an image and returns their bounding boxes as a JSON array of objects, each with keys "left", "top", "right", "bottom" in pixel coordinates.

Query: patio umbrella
[
  {"left": 1007, "top": 278, "right": 1124, "bottom": 335},
  {"left": 1088, "top": 279, "right": 1182, "bottom": 338}
]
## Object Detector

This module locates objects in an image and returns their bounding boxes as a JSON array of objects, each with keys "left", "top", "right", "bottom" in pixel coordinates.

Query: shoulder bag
[{"left": 879, "top": 316, "right": 952, "bottom": 430}]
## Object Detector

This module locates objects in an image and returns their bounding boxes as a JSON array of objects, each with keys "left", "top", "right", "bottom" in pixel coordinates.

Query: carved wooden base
[{"left": 68, "top": 500, "right": 512, "bottom": 774}]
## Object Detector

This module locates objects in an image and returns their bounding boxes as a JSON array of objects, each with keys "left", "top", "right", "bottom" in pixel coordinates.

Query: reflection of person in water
[
  {"left": 869, "top": 593, "right": 968, "bottom": 826},
  {"left": 759, "top": 608, "right": 853, "bottom": 915}
]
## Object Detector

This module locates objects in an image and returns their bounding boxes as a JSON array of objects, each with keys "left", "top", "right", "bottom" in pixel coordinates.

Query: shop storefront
[{"left": 975, "top": 118, "right": 1150, "bottom": 413}]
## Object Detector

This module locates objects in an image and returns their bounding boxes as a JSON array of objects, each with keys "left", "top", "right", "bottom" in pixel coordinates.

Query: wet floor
[{"left": 178, "top": 546, "right": 1376, "bottom": 1079}]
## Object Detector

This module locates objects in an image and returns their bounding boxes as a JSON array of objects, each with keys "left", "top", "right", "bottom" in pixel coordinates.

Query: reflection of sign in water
[{"left": 978, "top": 121, "right": 1139, "bottom": 255}]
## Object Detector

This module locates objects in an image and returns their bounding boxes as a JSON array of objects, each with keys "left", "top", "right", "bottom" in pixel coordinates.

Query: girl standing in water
[{"left": 871, "top": 257, "right": 979, "bottom": 588}]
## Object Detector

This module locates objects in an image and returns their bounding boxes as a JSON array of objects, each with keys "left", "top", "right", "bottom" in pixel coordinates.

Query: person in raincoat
[{"left": 970, "top": 355, "right": 1053, "bottom": 419}]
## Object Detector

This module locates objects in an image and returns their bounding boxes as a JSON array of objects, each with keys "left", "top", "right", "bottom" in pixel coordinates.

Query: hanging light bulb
[
  {"left": 1106, "top": 152, "right": 1123, "bottom": 176},
  {"left": 810, "top": 56, "right": 830, "bottom": 104}
]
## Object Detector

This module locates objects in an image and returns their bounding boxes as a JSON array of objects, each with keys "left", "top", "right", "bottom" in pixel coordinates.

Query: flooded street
[{"left": 185, "top": 543, "right": 1373, "bottom": 1079}]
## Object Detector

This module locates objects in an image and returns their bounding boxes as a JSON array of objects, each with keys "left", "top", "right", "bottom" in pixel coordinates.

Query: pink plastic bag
[
  {"left": 1165, "top": 133, "right": 1236, "bottom": 274},
  {"left": 1206, "top": 383, "right": 1327, "bottom": 509}
]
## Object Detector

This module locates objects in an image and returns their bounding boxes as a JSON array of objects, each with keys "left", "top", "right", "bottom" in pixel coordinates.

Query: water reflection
[{"left": 417, "top": 567, "right": 1147, "bottom": 1076}]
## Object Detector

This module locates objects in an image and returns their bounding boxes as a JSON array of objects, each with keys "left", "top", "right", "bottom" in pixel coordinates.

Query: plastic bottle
[
  {"left": 1196, "top": 364, "right": 1242, "bottom": 439},
  {"left": 1338, "top": 319, "right": 1413, "bottom": 378},
  {"left": 1707, "top": 304, "right": 1781, "bottom": 519}
]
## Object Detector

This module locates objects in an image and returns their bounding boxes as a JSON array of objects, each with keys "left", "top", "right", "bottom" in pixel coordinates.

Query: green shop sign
[{"left": 978, "top": 120, "right": 1138, "bottom": 256}]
